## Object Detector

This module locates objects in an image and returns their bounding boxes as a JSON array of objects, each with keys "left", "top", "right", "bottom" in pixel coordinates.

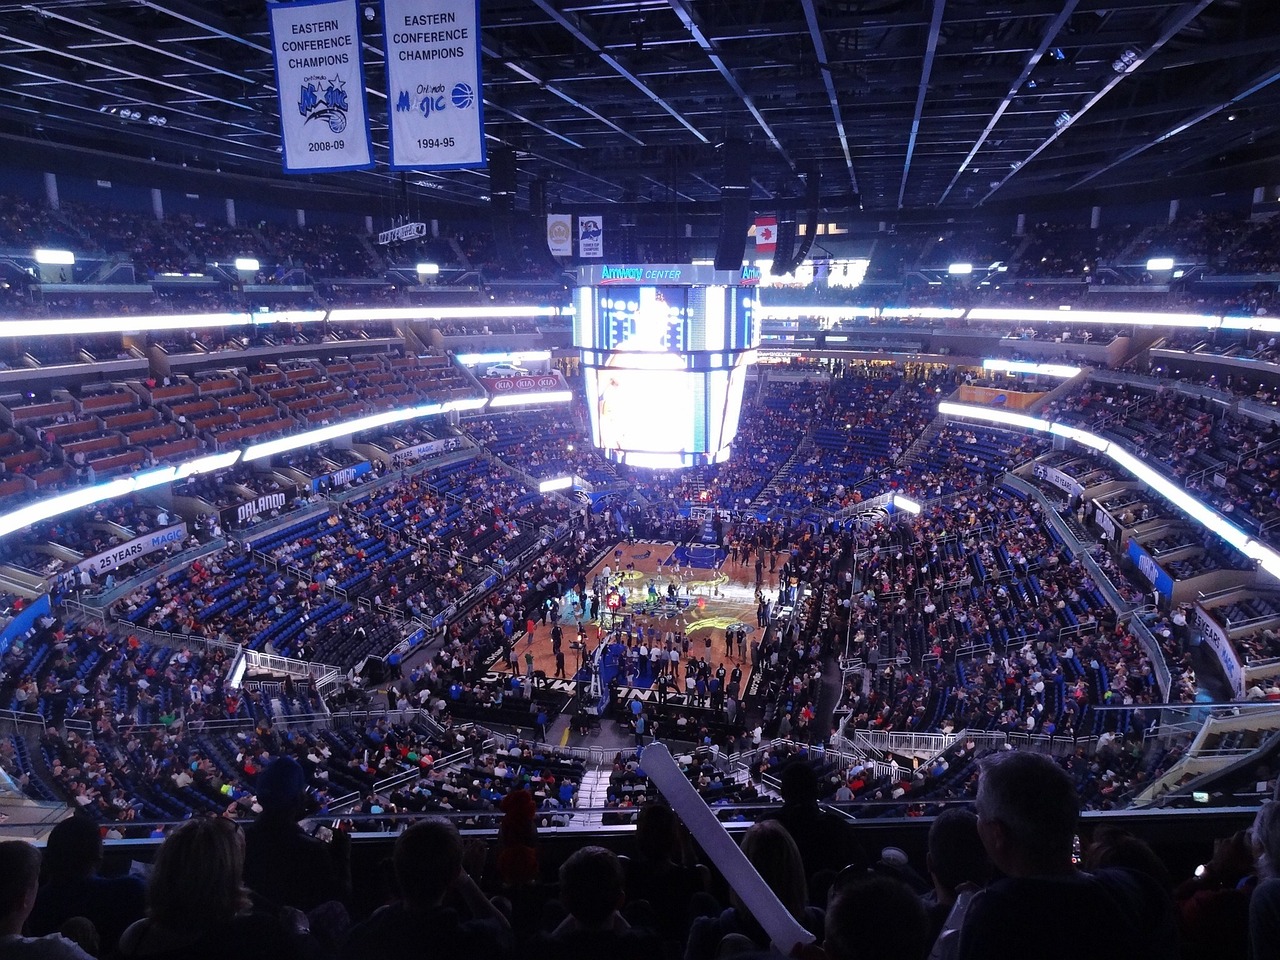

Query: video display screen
[{"left": 576, "top": 285, "right": 757, "bottom": 467}]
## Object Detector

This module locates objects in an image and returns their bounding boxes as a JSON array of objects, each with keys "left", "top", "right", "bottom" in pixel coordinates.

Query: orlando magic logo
[{"left": 298, "top": 75, "right": 349, "bottom": 133}]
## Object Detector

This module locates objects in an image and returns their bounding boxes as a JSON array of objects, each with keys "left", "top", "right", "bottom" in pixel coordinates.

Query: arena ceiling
[{"left": 0, "top": 0, "right": 1279, "bottom": 217}]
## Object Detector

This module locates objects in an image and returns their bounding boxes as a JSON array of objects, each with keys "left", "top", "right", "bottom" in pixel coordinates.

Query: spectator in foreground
[
  {"left": 957, "top": 751, "right": 1178, "bottom": 960},
  {"left": 27, "top": 814, "right": 147, "bottom": 955},
  {"left": 341, "top": 817, "right": 510, "bottom": 960},
  {"left": 117, "top": 817, "right": 311, "bottom": 960},
  {"left": 1250, "top": 801, "right": 1280, "bottom": 960},
  {"left": 922, "top": 809, "right": 991, "bottom": 958},
  {"left": 0, "top": 841, "right": 94, "bottom": 960},
  {"left": 538, "top": 845, "right": 660, "bottom": 960},
  {"left": 685, "top": 820, "right": 825, "bottom": 960},
  {"left": 243, "top": 756, "right": 351, "bottom": 913},
  {"left": 767, "top": 761, "right": 863, "bottom": 884},
  {"left": 825, "top": 872, "right": 929, "bottom": 960}
]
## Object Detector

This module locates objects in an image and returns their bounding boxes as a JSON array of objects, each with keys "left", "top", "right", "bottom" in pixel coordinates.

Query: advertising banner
[
  {"left": 482, "top": 373, "right": 563, "bottom": 394},
  {"left": 1095, "top": 505, "right": 1118, "bottom": 542},
  {"left": 1127, "top": 538, "right": 1175, "bottom": 599},
  {"left": 269, "top": 0, "right": 373, "bottom": 172},
  {"left": 310, "top": 460, "right": 372, "bottom": 492},
  {"left": 578, "top": 215, "right": 603, "bottom": 258},
  {"left": 1032, "top": 462, "right": 1084, "bottom": 499},
  {"left": 222, "top": 487, "right": 297, "bottom": 528},
  {"left": 547, "top": 214, "right": 572, "bottom": 256},
  {"left": 81, "top": 523, "right": 189, "bottom": 577},
  {"left": 383, "top": 0, "right": 485, "bottom": 169},
  {"left": 1195, "top": 604, "right": 1245, "bottom": 698},
  {"left": 388, "top": 436, "right": 463, "bottom": 467}
]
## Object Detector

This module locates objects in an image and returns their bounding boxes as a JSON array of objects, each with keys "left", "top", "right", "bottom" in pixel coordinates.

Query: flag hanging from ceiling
[
  {"left": 578, "top": 216, "right": 603, "bottom": 258},
  {"left": 383, "top": 0, "right": 486, "bottom": 170},
  {"left": 547, "top": 214, "right": 572, "bottom": 257},
  {"left": 268, "top": 0, "right": 373, "bottom": 173},
  {"left": 754, "top": 216, "right": 777, "bottom": 253}
]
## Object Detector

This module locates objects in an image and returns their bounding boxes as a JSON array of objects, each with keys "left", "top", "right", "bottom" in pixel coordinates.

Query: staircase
[
  {"left": 756, "top": 435, "right": 814, "bottom": 505},
  {"left": 448, "top": 237, "right": 471, "bottom": 271},
  {"left": 575, "top": 767, "right": 610, "bottom": 827},
  {"left": 900, "top": 415, "right": 944, "bottom": 465}
]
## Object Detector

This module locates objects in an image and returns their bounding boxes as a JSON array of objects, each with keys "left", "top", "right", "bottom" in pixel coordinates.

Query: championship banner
[
  {"left": 547, "top": 214, "right": 572, "bottom": 256},
  {"left": 578, "top": 215, "right": 603, "bottom": 258},
  {"left": 383, "top": 0, "right": 485, "bottom": 170},
  {"left": 269, "top": 0, "right": 374, "bottom": 173}
]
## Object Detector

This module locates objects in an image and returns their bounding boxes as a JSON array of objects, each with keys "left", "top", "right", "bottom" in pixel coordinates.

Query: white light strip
[
  {"left": 34, "top": 249, "right": 75, "bottom": 265},
  {"left": 0, "top": 305, "right": 568, "bottom": 339},
  {"left": 174, "top": 451, "right": 242, "bottom": 478},
  {"left": 538, "top": 476, "right": 573, "bottom": 492},
  {"left": 489, "top": 390, "right": 573, "bottom": 408},
  {"left": 326, "top": 306, "right": 563, "bottom": 324},
  {"left": 969, "top": 307, "right": 1222, "bottom": 328},
  {"left": 455, "top": 350, "right": 552, "bottom": 366},
  {"left": 0, "top": 391, "right": 490, "bottom": 538},
  {"left": 1047, "top": 423, "right": 1110, "bottom": 452},
  {"left": 756, "top": 306, "right": 878, "bottom": 321},
  {"left": 880, "top": 307, "right": 966, "bottom": 318},
  {"left": 0, "top": 312, "right": 256, "bottom": 338},
  {"left": 0, "top": 451, "right": 239, "bottom": 539},
  {"left": 892, "top": 494, "right": 922, "bottom": 514},
  {"left": 983, "top": 359, "right": 1082, "bottom": 378},
  {"left": 937, "top": 402, "right": 1047, "bottom": 433},
  {"left": 242, "top": 400, "right": 475, "bottom": 461},
  {"left": 939, "top": 402, "right": 1280, "bottom": 581}
]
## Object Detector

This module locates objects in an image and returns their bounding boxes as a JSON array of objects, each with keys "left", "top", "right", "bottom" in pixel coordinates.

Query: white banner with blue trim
[
  {"left": 269, "top": 0, "right": 373, "bottom": 173},
  {"left": 382, "top": 0, "right": 485, "bottom": 170}
]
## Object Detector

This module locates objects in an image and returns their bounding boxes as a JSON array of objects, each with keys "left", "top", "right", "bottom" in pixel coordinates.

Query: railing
[
  {"left": 79, "top": 537, "right": 227, "bottom": 610},
  {"left": 330, "top": 744, "right": 478, "bottom": 810},
  {"left": 0, "top": 707, "right": 48, "bottom": 731},
  {"left": 849, "top": 728, "right": 957, "bottom": 757},
  {"left": 1126, "top": 613, "right": 1173, "bottom": 701},
  {"left": 242, "top": 649, "right": 335, "bottom": 681}
]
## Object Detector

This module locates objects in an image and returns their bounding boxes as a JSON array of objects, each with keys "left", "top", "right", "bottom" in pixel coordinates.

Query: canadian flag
[{"left": 754, "top": 216, "right": 777, "bottom": 253}]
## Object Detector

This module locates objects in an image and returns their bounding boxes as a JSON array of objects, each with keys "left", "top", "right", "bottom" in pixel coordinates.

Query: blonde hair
[
  {"left": 147, "top": 818, "right": 250, "bottom": 930},
  {"left": 733, "top": 820, "right": 808, "bottom": 921}
]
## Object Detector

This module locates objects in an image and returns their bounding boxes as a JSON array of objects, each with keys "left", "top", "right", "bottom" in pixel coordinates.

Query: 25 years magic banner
[
  {"left": 383, "top": 0, "right": 485, "bottom": 170},
  {"left": 269, "top": 0, "right": 374, "bottom": 173}
]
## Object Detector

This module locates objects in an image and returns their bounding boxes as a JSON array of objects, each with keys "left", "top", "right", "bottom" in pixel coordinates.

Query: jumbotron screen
[{"left": 574, "top": 282, "right": 757, "bottom": 469}]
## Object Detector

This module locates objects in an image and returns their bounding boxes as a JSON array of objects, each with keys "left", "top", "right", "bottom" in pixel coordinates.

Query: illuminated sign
[{"left": 378, "top": 221, "right": 428, "bottom": 244}]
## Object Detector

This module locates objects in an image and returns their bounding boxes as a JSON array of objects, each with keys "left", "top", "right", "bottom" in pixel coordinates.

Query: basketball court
[{"left": 486, "top": 539, "right": 767, "bottom": 705}]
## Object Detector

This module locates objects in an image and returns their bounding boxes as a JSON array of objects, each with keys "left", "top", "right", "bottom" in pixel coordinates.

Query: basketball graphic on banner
[{"left": 451, "top": 82, "right": 475, "bottom": 109}]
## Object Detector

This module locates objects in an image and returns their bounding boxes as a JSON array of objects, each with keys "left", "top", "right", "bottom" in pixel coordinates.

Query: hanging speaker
[
  {"left": 489, "top": 147, "right": 518, "bottom": 264},
  {"left": 714, "top": 138, "right": 751, "bottom": 271},
  {"left": 788, "top": 164, "right": 821, "bottom": 272},
  {"left": 771, "top": 208, "right": 797, "bottom": 275},
  {"left": 529, "top": 178, "right": 547, "bottom": 219}
]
